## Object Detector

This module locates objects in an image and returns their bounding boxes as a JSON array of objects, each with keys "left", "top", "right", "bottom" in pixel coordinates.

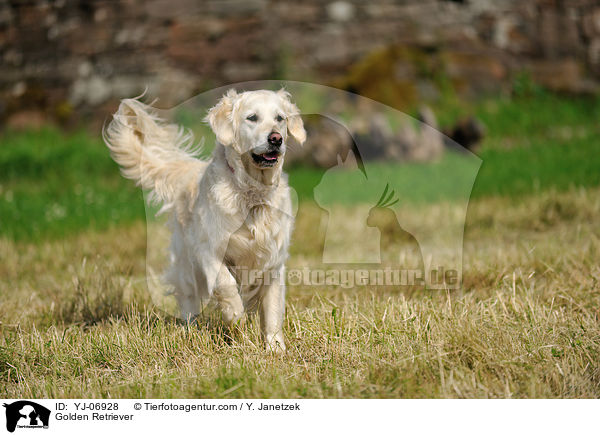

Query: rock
[
  {"left": 588, "top": 38, "right": 600, "bottom": 71},
  {"left": 78, "top": 61, "right": 93, "bottom": 78},
  {"left": 272, "top": 3, "right": 319, "bottom": 23},
  {"left": 492, "top": 14, "right": 535, "bottom": 55},
  {"left": 352, "top": 112, "right": 395, "bottom": 161},
  {"left": 110, "top": 75, "right": 149, "bottom": 100},
  {"left": 327, "top": 1, "right": 356, "bottom": 22},
  {"left": 11, "top": 81, "right": 26, "bottom": 97},
  {"left": 5, "top": 110, "right": 48, "bottom": 129},
  {"left": 292, "top": 116, "right": 353, "bottom": 168},
  {"left": 582, "top": 8, "right": 600, "bottom": 38},
  {"left": 205, "top": 0, "right": 266, "bottom": 17},
  {"left": 529, "top": 58, "right": 584, "bottom": 93},
  {"left": 408, "top": 107, "right": 444, "bottom": 162},
  {"left": 311, "top": 29, "right": 353, "bottom": 66},
  {"left": 538, "top": 6, "right": 581, "bottom": 58},
  {"left": 2, "top": 0, "right": 600, "bottom": 123},
  {"left": 145, "top": 0, "right": 202, "bottom": 19},
  {"left": 69, "top": 75, "right": 111, "bottom": 106},
  {"left": 443, "top": 117, "right": 486, "bottom": 153},
  {"left": 93, "top": 7, "right": 109, "bottom": 23},
  {"left": 444, "top": 50, "right": 508, "bottom": 95},
  {"left": 223, "top": 62, "right": 269, "bottom": 83},
  {"left": 287, "top": 108, "right": 448, "bottom": 168},
  {"left": 152, "top": 69, "right": 199, "bottom": 106}
]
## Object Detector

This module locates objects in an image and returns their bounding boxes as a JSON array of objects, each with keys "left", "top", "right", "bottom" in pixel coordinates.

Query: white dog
[{"left": 103, "top": 89, "right": 306, "bottom": 351}]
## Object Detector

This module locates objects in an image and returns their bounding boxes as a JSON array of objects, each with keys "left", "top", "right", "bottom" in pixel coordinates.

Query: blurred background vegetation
[{"left": 1, "top": 0, "right": 600, "bottom": 240}]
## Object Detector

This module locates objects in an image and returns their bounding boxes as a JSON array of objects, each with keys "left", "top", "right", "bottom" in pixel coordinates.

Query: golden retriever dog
[{"left": 103, "top": 89, "right": 306, "bottom": 351}]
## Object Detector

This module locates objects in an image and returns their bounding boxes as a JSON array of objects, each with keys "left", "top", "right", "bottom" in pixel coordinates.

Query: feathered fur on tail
[{"left": 102, "top": 98, "right": 208, "bottom": 208}]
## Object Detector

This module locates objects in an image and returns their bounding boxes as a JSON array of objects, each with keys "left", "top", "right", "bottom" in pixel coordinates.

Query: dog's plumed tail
[{"left": 103, "top": 98, "right": 208, "bottom": 209}]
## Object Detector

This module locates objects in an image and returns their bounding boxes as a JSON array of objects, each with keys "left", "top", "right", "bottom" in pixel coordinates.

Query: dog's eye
[
  {"left": 246, "top": 114, "right": 258, "bottom": 122},
  {"left": 275, "top": 114, "right": 284, "bottom": 122}
]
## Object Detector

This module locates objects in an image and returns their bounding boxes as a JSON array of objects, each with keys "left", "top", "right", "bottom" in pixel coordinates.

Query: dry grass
[{"left": 1, "top": 187, "right": 599, "bottom": 398}]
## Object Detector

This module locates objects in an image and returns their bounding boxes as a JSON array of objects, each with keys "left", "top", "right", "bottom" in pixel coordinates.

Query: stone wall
[{"left": 1, "top": 0, "right": 599, "bottom": 126}]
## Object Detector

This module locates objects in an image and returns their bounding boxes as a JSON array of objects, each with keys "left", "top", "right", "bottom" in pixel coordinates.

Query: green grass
[
  {"left": 1, "top": 92, "right": 599, "bottom": 240},
  {"left": 291, "top": 152, "right": 481, "bottom": 204},
  {"left": 472, "top": 133, "right": 600, "bottom": 197},
  {"left": 289, "top": 93, "right": 600, "bottom": 202},
  {"left": 0, "top": 128, "right": 145, "bottom": 240},
  {"left": 433, "top": 84, "right": 600, "bottom": 135}
]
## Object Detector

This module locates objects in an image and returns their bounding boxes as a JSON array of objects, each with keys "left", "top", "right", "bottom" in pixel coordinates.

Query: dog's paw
[
  {"left": 265, "top": 333, "right": 286, "bottom": 353},
  {"left": 220, "top": 297, "right": 245, "bottom": 325}
]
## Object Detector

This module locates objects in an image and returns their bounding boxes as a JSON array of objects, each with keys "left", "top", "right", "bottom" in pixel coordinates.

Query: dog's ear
[
  {"left": 205, "top": 89, "right": 238, "bottom": 146},
  {"left": 278, "top": 89, "right": 306, "bottom": 145}
]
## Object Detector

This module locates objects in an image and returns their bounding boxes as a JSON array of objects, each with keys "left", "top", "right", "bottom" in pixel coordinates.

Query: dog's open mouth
[{"left": 251, "top": 151, "right": 280, "bottom": 167}]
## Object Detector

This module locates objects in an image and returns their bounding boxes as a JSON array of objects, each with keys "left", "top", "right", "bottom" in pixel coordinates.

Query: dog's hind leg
[
  {"left": 165, "top": 255, "right": 201, "bottom": 323},
  {"left": 176, "top": 288, "right": 200, "bottom": 324}
]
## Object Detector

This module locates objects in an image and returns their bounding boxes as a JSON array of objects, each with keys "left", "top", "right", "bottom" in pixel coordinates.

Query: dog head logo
[{"left": 3, "top": 401, "right": 50, "bottom": 433}]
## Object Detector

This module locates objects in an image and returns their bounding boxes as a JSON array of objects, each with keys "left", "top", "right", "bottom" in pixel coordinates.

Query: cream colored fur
[{"left": 103, "top": 89, "right": 305, "bottom": 351}]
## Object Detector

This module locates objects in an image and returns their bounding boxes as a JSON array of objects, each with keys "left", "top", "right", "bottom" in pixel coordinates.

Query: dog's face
[{"left": 206, "top": 89, "right": 306, "bottom": 170}]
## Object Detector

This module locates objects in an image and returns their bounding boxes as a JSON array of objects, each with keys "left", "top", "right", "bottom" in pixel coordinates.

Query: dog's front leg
[
  {"left": 213, "top": 264, "right": 244, "bottom": 325},
  {"left": 260, "top": 266, "right": 286, "bottom": 352},
  {"left": 197, "top": 250, "right": 244, "bottom": 325}
]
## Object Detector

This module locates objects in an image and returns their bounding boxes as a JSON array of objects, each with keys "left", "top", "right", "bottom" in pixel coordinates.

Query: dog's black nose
[{"left": 268, "top": 132, "right": 282, "bottom": 147}]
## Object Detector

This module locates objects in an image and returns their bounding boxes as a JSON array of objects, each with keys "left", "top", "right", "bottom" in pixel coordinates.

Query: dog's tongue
[{"left": 262, "top": 152, "right": 278, "bottom": 161}]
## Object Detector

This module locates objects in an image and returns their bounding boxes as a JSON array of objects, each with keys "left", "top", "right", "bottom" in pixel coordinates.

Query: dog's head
[{"left": 205, "top": 89, "right": 306, "bottom": 171}]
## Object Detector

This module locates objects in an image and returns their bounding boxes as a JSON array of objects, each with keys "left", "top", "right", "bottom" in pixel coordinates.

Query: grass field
[{"left": 1, "top": 92, "right": 599, "bottom": 398}]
